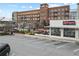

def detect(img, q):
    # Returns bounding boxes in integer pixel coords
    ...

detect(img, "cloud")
[64,3,73,5]
[33,7,40,10]
[8,4,17,7]
[21,5,33,9]
[29,6,32,8]
[0,9,2,13]
[21,6,26,9]
[34,7,40,9]
[49,4,63,8]
[0,9,4,17]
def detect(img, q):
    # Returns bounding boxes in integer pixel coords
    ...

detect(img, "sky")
[0,3,77,20]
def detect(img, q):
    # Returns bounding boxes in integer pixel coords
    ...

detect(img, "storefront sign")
[63,21,76,25]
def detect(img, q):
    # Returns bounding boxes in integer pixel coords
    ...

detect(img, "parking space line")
[10,53,15,56]
[54,42,63,45]
[56,43,70,49]
[73,48,79,53]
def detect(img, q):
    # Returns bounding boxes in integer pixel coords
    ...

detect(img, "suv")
[0,43,10,56]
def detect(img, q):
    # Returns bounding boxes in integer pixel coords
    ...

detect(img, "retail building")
[49,3,79,41]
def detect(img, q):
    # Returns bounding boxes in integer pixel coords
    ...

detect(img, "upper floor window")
[54,9,57,12]
[58,17,61,20]
[58,9,61,11]
[20,17,23,19]
[49,10,54,13]
[65,8,68,11]
[62,8,65,11]
[24,16,26,19]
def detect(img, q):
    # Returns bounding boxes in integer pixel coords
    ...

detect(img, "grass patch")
[0,33,9,36]
[16,29,35,35]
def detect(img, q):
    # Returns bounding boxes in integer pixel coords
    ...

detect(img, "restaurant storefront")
[49,20,79,40]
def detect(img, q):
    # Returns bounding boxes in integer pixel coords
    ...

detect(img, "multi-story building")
[12,10,40,30]
[49,3,79,42]
[12,3,70,30]
[69,10,77,20]
[49,5,70,20]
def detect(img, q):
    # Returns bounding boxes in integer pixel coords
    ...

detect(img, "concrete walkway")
[24,34,76,43]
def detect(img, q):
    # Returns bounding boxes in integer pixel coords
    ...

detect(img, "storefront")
[49,20,79,41]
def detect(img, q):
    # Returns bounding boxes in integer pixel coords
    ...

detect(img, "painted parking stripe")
[10,53,15,56]
[56,43,70,49]
[73,48,79,53]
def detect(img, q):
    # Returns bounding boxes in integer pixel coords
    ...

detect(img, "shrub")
[0,33,9,35]
[15,29,35,35]
[27,31,35,35]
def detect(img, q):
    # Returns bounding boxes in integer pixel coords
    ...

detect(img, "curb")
[25,34,75,43]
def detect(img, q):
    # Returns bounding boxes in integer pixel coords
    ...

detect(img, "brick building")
[12,3,70,31]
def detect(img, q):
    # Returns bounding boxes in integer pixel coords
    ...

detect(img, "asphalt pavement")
[0,33,79,56]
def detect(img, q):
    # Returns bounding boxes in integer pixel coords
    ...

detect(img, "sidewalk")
[25,34,76,43]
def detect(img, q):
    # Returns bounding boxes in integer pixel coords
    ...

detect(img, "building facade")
[69,10,77,20]
[49,3,79,41]
[12,3,70,30]
[49,20,79,41]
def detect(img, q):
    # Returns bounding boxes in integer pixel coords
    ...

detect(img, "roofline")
[49,5,70,10]
[13,5,70,13]
[16,9,40,13]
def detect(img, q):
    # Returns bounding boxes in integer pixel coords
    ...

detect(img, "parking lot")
[0,33,79,56]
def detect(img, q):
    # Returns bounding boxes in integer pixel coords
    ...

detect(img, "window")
[58,9,61,11]
[62,8,64,11]
[51,28,61,36]
[64,28,75,38]
[54,17,58,20]
[65,17,69,20]
[20,17,23,19]
[65,8,68,11]
[58,12,60,15]
[24,17,27,19]
[50,17,53,20]
[35,18,37,20]
[38,14,39,17]
[0,27,4,31]
[62,12,64,15]
[51,13,53,16]
[65,13,69,15]
[58,17,61,20]
[54,9,57,12]
[49,10,53,13]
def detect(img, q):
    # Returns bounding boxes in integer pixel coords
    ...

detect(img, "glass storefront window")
[51,28,61,36]
[64,28,75,38]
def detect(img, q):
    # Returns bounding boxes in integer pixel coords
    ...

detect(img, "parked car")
[0,21,14,35]
[0,43,10,56]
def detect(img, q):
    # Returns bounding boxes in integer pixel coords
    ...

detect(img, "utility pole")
[77,3,79,20]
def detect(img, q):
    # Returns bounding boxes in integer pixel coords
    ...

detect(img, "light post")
[77,3,79,20]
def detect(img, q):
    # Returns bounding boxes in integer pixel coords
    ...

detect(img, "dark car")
[0,43,10,56]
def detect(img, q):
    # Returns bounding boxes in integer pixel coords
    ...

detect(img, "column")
[77,3,79,19]
[49,27,51,36]
[60,28,64,38]
[75,30,79,39]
